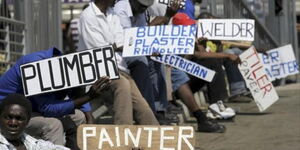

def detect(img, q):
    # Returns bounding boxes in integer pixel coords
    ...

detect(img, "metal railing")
[224,0,280,50]
[0,16,25,75]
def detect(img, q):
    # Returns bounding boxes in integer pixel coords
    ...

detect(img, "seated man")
[0,94,69,150]
[78,0,159,125]
[0,47,111,147]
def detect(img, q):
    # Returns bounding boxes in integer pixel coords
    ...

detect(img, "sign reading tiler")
[238,46,279,112]
[20,46,119,96]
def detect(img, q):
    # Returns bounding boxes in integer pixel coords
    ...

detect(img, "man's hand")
[228,54,241,64]
[165,0,182,18]
[87,76,111,99]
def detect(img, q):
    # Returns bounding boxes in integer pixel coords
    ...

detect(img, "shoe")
[166,103,183,114]
[228,93,253,103]
[155,112,179,125]
[198,120,226,133]
[206,109,222,120]
[208,101,235,120]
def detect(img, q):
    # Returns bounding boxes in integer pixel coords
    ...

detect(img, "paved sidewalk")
[194,83,300,150]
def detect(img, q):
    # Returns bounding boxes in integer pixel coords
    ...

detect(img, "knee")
[43,119,64,135]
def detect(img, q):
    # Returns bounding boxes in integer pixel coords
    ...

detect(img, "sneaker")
[206,109,222,120]
[198,120,226,133]
[166,103,183,114]
[228,93,253,103]
[208,101,235,120]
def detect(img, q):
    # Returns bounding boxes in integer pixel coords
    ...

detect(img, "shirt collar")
[0,132,27,147]
[90,2,105,16]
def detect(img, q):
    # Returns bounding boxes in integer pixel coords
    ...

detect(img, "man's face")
[0,104,29,141]
[130,0,148,14]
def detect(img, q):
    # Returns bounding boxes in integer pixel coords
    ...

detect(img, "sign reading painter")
[158,0,186,8]
[238,46,279,112]
[151,55,215,82]
[77,125,195,150]
[259,44,299,81]
[198,19,255,41]
[20,46,119,97]
[123,25,196,57]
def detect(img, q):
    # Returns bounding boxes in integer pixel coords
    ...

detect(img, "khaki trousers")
[109,72,159,125]
[26,109,86,145]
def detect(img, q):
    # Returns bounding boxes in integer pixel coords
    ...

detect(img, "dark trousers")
[188,58,228,104]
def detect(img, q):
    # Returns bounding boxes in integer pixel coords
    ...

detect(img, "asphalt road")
[195,83,300,150]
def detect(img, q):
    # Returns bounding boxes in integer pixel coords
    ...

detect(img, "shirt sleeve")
[114,1,132,29]
[30,94,75,117]
[80,102,92,112]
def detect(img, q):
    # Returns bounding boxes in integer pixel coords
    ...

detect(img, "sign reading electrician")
[20,46,119,97]
[198,19,255,41]
[123,25,196,57]
[238,46,278,112]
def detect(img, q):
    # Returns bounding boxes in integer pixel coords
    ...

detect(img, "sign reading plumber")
[20,46,119,96]
[238,46,279,112]
[197,19,255,41]
[123,25,196,57]
[259,44,299,81]
[77,125,195,150]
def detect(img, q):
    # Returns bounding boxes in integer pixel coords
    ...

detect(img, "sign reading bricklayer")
[77,125,195,150]
[20,46,119,96]
[238,46,279,112]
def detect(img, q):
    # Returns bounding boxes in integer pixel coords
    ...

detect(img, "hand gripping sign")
[259,44,299,81]
[20,46,119,97]
[238,46,279,112]
[198,19,255,41]
[151,55,215,82]
[77,125,195,150]
[123,25,196,57]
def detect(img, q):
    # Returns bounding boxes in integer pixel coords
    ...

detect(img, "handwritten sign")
[197,19,255,41]
[123,25,196,57]
[158,0,186,8]
[20,46,119,97]
[77,125,195,150]
[259,44,299,81]
[238,46,279,112]
[151,55,215,82]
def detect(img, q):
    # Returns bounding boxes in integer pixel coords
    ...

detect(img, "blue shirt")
[178,0,195,19]
[0,47,91,117]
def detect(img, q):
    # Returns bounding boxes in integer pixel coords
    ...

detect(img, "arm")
[84,111,95,124]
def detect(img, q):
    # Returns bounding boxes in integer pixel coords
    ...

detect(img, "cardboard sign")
[197,19,255,41]
[158,0,186,9]
[238,46,279,112]
[20,46,119,97]
[151,55,215,82]
[77,125,195,150]
[259,44,299,81]
[123,25,196,57]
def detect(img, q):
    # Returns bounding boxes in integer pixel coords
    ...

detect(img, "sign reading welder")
[238,46,279,112]
[20,46,119,97]
[158,0,186,8]
[77,125,195,150]
[259,44,299,81]
[198,19,255,41]
[151,55,215,82]
[123,25,196,57]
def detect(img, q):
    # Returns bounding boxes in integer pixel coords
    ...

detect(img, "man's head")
[130,0,154,14]
[94,0,116,8]
[0,94,32,141]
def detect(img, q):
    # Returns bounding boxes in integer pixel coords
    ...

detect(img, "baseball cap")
[137,0,154,7]
[172,13,196,25]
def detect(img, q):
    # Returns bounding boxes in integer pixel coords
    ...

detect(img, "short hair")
[0,94,32,119]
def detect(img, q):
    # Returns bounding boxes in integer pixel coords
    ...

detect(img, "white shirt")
[0,133,69,150]
[69,18,80,50]
[78,2,129,73]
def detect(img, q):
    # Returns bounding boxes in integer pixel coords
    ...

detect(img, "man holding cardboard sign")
[78,0,159,125]
[0,47,111,148]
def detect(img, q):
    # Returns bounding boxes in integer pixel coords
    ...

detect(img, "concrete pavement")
[194,83,300,150]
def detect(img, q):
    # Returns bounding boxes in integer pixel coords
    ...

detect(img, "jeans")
[223,48,248,96]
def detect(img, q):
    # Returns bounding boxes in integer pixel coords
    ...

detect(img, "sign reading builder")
[20,46,119,97]
[123,25,196,57]
[198,19,255,41]
[151,55,215,82]
[238,46,278,112]
[77,125,195,150]
[158,0,186,8]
